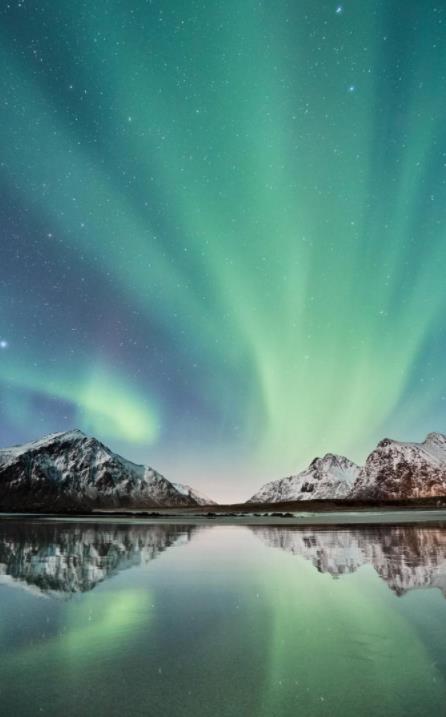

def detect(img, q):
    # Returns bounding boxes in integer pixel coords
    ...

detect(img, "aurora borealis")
[1,1,446,501]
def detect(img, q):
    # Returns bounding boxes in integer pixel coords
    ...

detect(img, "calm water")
[1,518,446,716]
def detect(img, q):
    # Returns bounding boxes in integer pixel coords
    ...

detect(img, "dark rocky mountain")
[351,432,446,500]
[0,430,201,511]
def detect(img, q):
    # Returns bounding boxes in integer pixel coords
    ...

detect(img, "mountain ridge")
[0,429,214,510]
[2,429,446,510]
[248,432,446,504]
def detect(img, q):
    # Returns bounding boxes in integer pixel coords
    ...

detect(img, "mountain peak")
[44,429,88,442]
[377,437,394,449]
[248,452,360,503]
[310,453,358,471]
[0,429,89,459]
[425,432,446,446]
[320,453,351,467]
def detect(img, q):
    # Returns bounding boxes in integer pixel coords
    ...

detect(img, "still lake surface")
[1,516,446,716]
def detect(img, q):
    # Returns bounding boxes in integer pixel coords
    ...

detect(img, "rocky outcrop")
[352,433,446,500]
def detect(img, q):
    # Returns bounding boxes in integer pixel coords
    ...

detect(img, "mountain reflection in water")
[0,521,195,596]
[251,523,446,596]
[1,520,446,598]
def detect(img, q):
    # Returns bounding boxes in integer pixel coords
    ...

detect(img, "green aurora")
[1,1,446,500]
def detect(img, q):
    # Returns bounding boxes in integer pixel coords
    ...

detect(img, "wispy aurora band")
[1,1,446,496]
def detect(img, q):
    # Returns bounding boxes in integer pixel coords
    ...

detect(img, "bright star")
[0,340,8,349]
[348,84,356,93]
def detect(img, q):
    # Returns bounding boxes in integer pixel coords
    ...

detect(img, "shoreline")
[1,506,446,527]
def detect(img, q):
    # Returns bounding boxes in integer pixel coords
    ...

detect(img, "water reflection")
[2,520,446,599]
[251,524,446,596]
[0,521,195,596]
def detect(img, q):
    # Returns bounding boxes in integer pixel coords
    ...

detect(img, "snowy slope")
[352,432,446,500]
[248,454,360,503]
[172,482,217,506]
[0,430,199,510]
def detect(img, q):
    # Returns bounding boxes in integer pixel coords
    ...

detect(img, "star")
[0,340,9,349]
[348,84,356,93]
[336,6,343,14]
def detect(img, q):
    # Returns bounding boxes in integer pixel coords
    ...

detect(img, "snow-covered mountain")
[172,483,217,506]
[248,454,360,503]
[0,430,201,510]
[251,525,446,597]
[352,432,446,500]
[248,432,446,504]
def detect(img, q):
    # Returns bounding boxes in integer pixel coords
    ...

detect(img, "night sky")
[1,1,446,501]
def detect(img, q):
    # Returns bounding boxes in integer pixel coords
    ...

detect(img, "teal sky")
[1,1,446,501]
